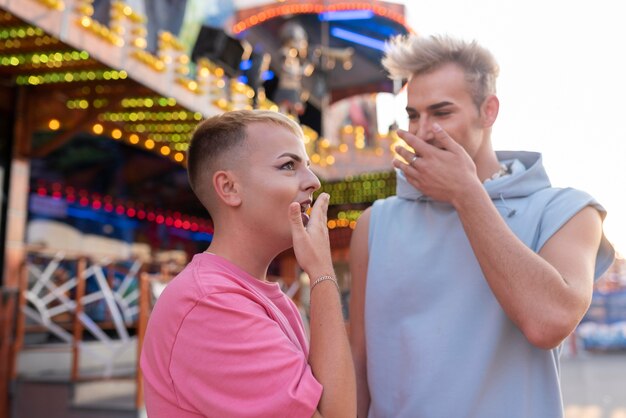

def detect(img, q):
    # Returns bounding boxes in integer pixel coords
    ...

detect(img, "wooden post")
[0,86,31,418]
[0,287,16,418]
[135,271,150,409]
[10,260,28,380]
[71,257,87,381]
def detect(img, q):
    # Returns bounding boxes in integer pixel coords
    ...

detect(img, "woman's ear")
[480,95,499,128]
[213,170,242,207]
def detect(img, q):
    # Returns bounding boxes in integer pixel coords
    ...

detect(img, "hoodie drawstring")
[496,193,517,218]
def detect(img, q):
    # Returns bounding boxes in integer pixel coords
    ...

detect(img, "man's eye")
[434,111,451,117]
[407,113,418,120]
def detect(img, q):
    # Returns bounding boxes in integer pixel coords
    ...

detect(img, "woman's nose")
[303,167,321,192]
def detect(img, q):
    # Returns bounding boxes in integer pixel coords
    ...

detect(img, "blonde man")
[350,34,614,418]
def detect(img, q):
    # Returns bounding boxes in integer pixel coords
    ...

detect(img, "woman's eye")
[281,161,295,170]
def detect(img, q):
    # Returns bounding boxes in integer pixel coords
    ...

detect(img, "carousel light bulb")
[48,119,60,130]
[111,129,122,139]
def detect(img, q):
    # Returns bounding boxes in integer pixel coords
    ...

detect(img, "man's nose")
[415,118,434,140]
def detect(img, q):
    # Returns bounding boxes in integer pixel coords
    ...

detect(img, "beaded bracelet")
[310,275,340,293]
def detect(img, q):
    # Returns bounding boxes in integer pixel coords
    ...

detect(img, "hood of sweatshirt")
[396,151,552,202]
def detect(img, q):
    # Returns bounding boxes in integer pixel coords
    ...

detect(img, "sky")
[385,0,626,256]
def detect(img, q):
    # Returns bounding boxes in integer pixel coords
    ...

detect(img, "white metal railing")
[22,251,143,379]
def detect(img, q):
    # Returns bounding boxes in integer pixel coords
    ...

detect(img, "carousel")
[0,1,411,416]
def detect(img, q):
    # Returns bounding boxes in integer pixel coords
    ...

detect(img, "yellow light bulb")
[48,119,60,130]
[111,129,122,139]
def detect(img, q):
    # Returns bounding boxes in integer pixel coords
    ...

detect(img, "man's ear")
[213,170,242,207]
[480,95,499,128]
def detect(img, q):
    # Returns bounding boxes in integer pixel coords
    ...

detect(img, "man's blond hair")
[382,34,500,108]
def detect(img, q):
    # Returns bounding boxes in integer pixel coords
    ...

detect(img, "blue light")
[66,206,139,229]
[239,59,252,71]
[168,226,213,242]
[261,70,275,81]
[319,10,374,21]
[238,75,248,84]
[330,27,386,51]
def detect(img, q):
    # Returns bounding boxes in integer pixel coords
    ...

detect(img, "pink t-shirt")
[140,253,322,418]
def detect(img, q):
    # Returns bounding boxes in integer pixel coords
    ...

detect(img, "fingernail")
[433,123,442,132]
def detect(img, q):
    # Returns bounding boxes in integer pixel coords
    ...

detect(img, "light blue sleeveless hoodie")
[366,151,614,418]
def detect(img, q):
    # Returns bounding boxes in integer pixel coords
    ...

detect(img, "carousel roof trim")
[232,0,412,35]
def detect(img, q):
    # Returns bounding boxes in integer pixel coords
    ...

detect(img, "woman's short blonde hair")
[187,110,303,211]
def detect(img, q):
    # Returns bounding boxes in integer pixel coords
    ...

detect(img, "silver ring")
[410,154,419,164]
